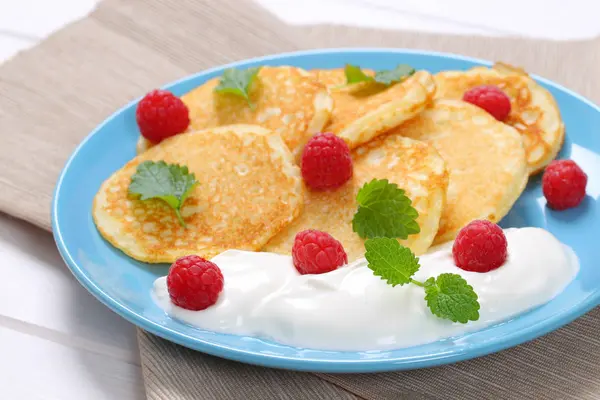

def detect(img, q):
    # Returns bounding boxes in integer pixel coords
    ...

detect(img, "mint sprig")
[344,64,416,87]
[352,179,420,239]
[365,237,480,324]
[128,160,198,227]
[359,179,480,324]
[214,67,261,109]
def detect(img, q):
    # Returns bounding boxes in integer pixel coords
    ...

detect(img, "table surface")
[1,1,599,398]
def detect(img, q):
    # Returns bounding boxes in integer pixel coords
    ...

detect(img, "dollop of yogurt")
[153,227,579,351]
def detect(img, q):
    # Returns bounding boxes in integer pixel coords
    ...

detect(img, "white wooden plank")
[364,0,600,39]
[0,35,34,63]
[0,326,144,400]
[255,0,600,39]
[0,0,97,39]
[254,0,493,35]
[0,214,140,365]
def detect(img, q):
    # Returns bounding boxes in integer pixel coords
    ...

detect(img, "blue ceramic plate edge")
[51,48,600,373]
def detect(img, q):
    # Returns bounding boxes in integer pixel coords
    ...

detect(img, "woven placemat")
[1,0,599,398]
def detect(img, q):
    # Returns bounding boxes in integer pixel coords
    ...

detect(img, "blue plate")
[52,49,600,373]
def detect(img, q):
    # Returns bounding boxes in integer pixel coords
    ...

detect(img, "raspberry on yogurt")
[292,229,348,274]
[167,255,224,310]
[452,220,508,273]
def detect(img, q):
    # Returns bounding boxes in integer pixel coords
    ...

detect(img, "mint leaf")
[128,160,198,227]
[365,237,420,286]
[344,64,374,84]
[373,64,415,85]
[352,179,420,239]
[214,67,261,109]
[424,273,480,323]
[344,64,415,87]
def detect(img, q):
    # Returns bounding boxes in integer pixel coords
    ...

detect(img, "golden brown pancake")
[311,69,436,149]
[264,134,448,260]
[138,66,332,158]
[434,62,564,174]
[95,124,303,263]
[389,99,528,245]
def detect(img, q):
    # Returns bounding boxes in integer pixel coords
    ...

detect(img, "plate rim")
[52,47,600,373]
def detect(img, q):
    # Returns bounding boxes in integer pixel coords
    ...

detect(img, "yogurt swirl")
[153,227,578,351]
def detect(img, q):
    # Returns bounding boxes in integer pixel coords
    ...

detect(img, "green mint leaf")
[128,160,198,227]
[344,64,415,87]
[352,178,420,239]
[373,64,416,85]
[214,67,261,109]
[364,237,420,286]
[424,273,480,323]
[344,64,375,84]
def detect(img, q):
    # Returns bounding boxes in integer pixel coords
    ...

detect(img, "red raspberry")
[542,160,587,210]
[136,89,190,143]
[452,220,508,273]
[167,255,224,311]
[463,85,511,121]
[301,133,353,191]
[292,229,348,275]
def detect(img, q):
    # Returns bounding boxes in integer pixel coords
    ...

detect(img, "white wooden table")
[1,1,598,398]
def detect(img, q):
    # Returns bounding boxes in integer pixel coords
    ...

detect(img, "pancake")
[434,62,564,174]
[264,134,448,261]
[94,124,304,263]
[138,66,333,158]
[311,69,436,149]
[389,99,528,245]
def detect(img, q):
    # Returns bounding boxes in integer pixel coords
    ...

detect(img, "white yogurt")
[153,227,579,351]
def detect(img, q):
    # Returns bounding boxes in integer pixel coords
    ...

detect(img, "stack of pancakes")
[94,63,564,263]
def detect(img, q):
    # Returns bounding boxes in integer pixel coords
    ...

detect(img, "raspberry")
[463,85,511,121]
[542,160,587,210]
[301,133,353,191]
[136,89,190,143]
[452,220,508,273]
[292,230,348,275]
[166,255,224,311]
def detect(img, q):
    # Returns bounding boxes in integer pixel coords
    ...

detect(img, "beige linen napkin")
[1,0,599,398]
